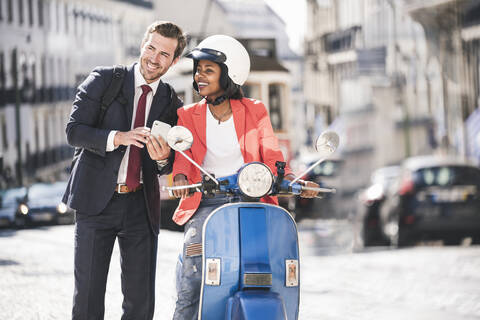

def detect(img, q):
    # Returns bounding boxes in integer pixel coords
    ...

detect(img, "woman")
[171,35,318,319]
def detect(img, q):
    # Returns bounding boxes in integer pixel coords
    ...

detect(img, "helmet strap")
[206,95,228,106]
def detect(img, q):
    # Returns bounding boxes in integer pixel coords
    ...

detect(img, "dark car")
[292,157,342,221]
[13,181,74,228]
[379,155,480,247]
[354,165,400,247]
[0,187,27,227]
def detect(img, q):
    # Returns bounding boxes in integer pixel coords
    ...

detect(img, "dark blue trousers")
[72,190,158,320]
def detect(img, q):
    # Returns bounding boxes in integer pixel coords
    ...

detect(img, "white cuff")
[156,159,169,170]
[106,130,118,152]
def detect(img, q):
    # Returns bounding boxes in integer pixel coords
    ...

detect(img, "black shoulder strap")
[165,82,174,106]
[96,64,127,127]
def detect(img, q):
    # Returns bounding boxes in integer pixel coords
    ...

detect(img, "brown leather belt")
[115,184,143,194]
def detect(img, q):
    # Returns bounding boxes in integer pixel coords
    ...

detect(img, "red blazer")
[172,97,291,225]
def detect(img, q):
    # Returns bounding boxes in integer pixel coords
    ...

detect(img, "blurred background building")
[0,0,156,188]
[304,0,480,216]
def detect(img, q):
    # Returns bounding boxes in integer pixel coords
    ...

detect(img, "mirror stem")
[176,149,219,185]
[289,158,325,186]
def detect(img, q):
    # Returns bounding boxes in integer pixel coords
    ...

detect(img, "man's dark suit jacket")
[62,63,182,235]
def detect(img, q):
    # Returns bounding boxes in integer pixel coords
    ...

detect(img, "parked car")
[0,187,27,227]
[354,165,400,247]
[379,155,480,247]
[0,181,74,228]
[291,156,342,221]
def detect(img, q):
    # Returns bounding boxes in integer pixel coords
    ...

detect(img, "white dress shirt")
[106,63,161,184]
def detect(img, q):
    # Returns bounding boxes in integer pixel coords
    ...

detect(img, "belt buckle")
[117,183,128,194]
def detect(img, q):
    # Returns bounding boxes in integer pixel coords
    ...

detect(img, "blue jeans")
[173,194,240,320]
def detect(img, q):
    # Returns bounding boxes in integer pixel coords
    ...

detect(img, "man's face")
[139,32,179,84]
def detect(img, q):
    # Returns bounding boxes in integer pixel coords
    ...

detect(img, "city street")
[1,222,480,319]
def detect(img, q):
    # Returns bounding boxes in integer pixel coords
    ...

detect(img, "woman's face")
[194,60,224,100]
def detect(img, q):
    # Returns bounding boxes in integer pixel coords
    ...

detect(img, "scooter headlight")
[237,162,273,198]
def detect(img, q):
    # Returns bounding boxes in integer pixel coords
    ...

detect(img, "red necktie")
[126,84,152,190]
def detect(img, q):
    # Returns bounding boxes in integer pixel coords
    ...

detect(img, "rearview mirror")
[167,126,194,152]
[289,130,340,186]
[166,125,219,185]
[315,131,339,156]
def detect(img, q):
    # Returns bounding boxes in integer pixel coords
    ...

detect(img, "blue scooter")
[164,127,339,320]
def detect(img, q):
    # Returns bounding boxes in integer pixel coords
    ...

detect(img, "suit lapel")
[123,64,136,129]
[231,99,246,158]
[146,81,169,127]
[192,100,207,147]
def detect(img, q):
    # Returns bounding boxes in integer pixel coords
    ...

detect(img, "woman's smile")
[197,81,209,90]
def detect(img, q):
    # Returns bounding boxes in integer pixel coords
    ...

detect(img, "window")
[44,0,49,30]
[7,0,12,23]
[38,0,43,26]
[44,115,50,149]
[55,1,59,32]
[0,52,5,106]
[34,114,39,152]
[243,83,261,101]
[27,0,33,26]
[18,0,24,25]
[64,3,68,33]
[1,115,8,150]
[40,54,46,101]
[268,84,284,131]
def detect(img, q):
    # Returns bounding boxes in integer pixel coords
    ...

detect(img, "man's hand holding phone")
[146,120,172,161]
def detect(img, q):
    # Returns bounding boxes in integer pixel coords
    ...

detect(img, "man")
[63,21,186,319]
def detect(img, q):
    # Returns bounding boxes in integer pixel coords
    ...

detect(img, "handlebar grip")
[162,184,202,198]
[301,186,336,193]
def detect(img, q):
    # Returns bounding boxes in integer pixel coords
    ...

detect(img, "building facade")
[304,0,435,215]
[0,0,155,187]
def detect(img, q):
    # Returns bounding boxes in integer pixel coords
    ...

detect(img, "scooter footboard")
[226,291,287,320]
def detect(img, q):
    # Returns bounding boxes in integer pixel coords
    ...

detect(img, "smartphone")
[150,120,171,141]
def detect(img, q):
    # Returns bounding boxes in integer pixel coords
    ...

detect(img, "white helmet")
[186,35,250,86]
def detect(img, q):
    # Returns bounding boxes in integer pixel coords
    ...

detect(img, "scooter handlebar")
[278,180,336,196]
[162,177,337,198]
[162,184,202,197]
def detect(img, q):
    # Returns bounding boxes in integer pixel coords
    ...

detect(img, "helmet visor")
[185,48,227,63]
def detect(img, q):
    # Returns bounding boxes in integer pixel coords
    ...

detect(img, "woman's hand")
[173,174,190,199]
[299,180,320,198]
[284,174,319,198]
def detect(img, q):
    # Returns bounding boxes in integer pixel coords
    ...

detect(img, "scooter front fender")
[226,291,287,320]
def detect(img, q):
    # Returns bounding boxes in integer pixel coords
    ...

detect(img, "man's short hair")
[142,21,187,60]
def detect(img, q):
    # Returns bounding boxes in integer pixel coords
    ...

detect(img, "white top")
[106,63,161,184]
[202,107,244,178]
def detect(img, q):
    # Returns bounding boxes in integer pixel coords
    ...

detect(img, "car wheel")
[391,225,411,248]
[362,223,373,247]
[14,216,26,229]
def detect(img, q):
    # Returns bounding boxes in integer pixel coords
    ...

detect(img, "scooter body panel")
[199,203,299,320]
